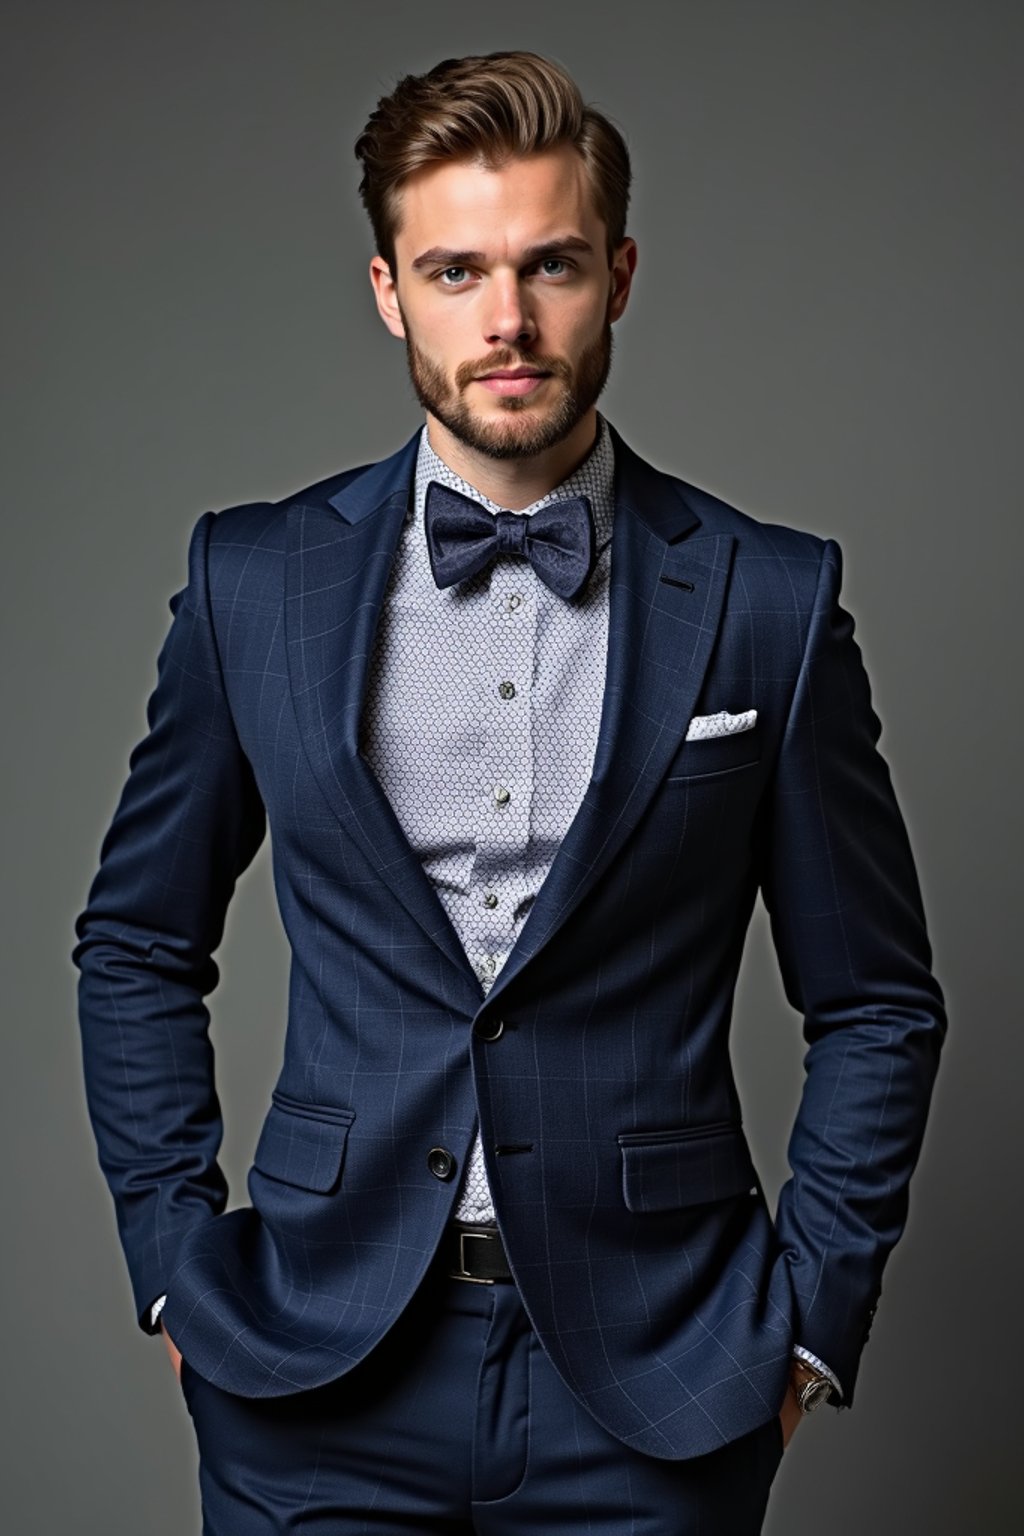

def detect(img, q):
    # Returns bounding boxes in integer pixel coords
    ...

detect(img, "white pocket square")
[685,709,758,742]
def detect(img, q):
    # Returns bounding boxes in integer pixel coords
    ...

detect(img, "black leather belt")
[444,1222,514,1283]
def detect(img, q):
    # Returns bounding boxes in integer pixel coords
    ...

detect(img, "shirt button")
[482,892,498,909]
[427,1147,455,1180]
[506,594,522,612]
[479,955,497,977]
[494,785,511,806]
[498,681,516,700]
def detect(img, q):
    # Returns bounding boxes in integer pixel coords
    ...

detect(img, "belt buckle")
[450,1227,496,1285]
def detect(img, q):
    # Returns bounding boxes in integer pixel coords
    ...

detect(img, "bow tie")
[424,481,596,601]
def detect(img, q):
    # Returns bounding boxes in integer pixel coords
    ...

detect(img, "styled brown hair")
[354,51,631,274]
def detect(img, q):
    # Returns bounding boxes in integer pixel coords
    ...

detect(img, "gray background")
[3,1,1021,1530]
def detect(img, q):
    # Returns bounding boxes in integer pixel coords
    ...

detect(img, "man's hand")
[160,1319,183,1384]
[779,1380,802,1450]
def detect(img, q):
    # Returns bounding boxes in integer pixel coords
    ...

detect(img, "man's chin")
[439,402,582,462]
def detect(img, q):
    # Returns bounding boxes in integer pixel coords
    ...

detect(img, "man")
[74,50,946,1534]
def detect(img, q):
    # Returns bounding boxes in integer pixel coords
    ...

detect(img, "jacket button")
[427,1147,455,1180]
[474,1016,505,1041]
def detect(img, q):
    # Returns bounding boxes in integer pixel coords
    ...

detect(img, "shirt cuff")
[150,1294,168,1328]
[792,1343,844,1400]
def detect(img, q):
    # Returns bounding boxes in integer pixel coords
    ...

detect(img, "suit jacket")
[74,424,945,1460]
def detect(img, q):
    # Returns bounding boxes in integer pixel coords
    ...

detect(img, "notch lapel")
[284,426,735,1015]
[285,434,483,1000]
[483,432,736,1007]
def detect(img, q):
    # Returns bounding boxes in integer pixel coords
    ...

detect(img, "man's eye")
[439,267,470,286]
[540,258,568,276]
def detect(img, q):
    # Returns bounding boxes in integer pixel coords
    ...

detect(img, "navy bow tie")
[424,481,596,601]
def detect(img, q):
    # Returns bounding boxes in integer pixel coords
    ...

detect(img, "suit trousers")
[179,1248,785,1534]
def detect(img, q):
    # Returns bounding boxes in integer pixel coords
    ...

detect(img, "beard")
[400,315,614,461]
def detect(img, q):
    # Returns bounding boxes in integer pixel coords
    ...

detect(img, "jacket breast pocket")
[617,1122,757,1214]
[663,730,761,782]
[251,1091,356,1193]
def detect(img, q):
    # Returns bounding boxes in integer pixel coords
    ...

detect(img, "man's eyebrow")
[522,236,594,263]
[409,236,595,272]
[410,247,487,272]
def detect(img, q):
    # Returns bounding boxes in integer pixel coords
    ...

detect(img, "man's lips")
[475,367,552,397]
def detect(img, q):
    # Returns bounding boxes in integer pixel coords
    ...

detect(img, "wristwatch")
[790,1358,834,1414]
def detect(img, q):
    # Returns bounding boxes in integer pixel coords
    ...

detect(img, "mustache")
[455,350,572,389]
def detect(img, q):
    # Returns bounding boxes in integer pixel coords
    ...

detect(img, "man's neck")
[424,410,600,510]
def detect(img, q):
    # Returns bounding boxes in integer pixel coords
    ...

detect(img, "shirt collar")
[413,414,616,553]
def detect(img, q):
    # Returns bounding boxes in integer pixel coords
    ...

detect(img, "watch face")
[799,1377,832,1414]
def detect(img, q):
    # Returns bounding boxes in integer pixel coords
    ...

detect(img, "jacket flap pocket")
[617,1123,756,1214]
[252,1095,356,1193]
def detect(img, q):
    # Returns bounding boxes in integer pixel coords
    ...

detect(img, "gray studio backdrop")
[3,2,1021,1531]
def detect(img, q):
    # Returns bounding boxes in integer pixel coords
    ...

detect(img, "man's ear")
[369,255,406,339]
[608,237,638,324]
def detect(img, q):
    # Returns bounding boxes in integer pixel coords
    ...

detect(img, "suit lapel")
[483,432,735,1007]
[285,425,734,1011]
[285,434,484,1000]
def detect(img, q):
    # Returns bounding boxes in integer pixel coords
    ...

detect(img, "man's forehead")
[393,148,604,256]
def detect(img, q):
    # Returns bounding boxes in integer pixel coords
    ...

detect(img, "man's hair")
[354,51,631,274]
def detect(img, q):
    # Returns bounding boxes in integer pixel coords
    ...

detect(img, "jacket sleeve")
[758,537,946,1404]
[73,510,266,1331]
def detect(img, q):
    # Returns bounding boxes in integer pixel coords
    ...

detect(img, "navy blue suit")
[74,426,945,1466]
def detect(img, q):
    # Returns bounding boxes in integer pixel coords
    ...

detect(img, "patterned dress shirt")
[360,416,616,1224]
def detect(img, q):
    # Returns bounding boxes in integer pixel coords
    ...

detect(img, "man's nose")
[483,275,537,348]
